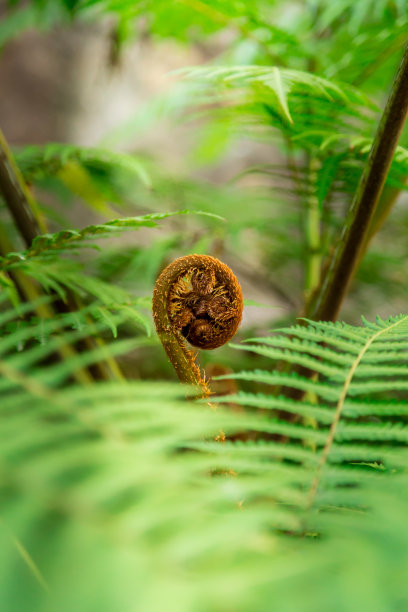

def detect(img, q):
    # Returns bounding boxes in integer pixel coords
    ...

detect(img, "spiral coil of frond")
[153,255,243,395]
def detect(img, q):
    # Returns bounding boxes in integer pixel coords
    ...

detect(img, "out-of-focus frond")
[1,311,408,611]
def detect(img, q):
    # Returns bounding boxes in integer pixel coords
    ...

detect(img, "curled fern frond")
[153,254,243,395]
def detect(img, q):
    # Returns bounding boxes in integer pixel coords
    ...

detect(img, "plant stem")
[153,255,243,397]
[307,43,408,322]
[0,130,46,246]
[304,157,321,300]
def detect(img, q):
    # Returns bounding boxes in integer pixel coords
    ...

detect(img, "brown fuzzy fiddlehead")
[153,255,243,396]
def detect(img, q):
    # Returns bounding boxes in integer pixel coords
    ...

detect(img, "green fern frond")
[316,0,407,34]
[181,65,370,105]
[1,301,408,610]
[0,210,221,333]
[219,314,408,505]
[180,65,375,149]
[2,4,408,611]
[0,210,223,269]
[14,143,151,187]
[0,313,306,609]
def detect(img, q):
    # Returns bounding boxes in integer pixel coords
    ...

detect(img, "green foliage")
[1,2,408,611]
[224,315,408,455]
[0,210,222,267]
[0,210,220,332]
[180,64,373,125]
[15,143,151,188]
[12,143,152,218]
[3,0,408,317]
[1,303,408,610]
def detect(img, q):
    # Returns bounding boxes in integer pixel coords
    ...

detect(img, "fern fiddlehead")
[153,255,243,396]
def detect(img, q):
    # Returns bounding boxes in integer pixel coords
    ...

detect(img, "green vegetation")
[1,1,408,610]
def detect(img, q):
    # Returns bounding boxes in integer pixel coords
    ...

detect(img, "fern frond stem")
[307,315,408,510]
[307,43,408,322]
[0,518,49,592]
[0,208,99,384]
[153,255,243,398]
[0,129,46,246]
[12,532,49,591]
[304,157,321,299]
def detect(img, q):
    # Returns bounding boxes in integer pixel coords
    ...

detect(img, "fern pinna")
[215,314,408,516]
[2,306,408,611]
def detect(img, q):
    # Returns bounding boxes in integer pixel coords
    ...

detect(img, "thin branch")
[307,43,408,322]
[0,129,46,246]
[303,156,321,300]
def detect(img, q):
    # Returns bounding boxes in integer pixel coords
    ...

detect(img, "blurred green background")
[1,3,408,612]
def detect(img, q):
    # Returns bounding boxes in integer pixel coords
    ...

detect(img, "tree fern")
[1,309,408,610]
[1,4,408,610]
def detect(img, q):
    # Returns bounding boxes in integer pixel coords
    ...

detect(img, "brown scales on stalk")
[153,255,243,397]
